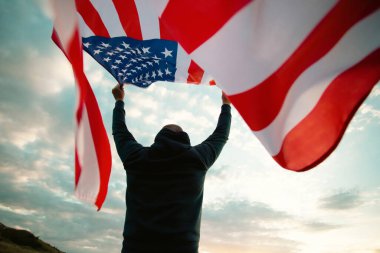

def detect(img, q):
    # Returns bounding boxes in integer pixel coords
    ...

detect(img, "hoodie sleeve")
[112,100,143,164]
[194,104,231,168]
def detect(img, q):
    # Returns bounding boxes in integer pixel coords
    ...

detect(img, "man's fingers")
[113,83,123,90]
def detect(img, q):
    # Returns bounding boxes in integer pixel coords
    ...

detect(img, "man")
[112,84,231,253]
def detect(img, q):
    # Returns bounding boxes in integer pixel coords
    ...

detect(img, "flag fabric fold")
[51,0,380,208]
[51,0,111,210]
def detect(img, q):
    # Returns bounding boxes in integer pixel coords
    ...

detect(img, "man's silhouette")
[112,84,231,253]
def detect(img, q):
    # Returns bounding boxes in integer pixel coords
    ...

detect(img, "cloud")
[347,83,380,133]
[33,0,53,19]
[204,200,291,222]
[360,104,380,122]
[0,204,37,216]
[303,221,340,232]
[201,200,299,253]
[369,83,380,97]
[319,189,363,210]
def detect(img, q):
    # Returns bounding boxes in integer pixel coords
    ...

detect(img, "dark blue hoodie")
[112,100,231,253]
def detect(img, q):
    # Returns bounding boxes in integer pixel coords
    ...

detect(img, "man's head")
[163,124,183,133]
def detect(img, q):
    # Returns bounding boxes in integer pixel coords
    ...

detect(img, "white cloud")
[369,82,380,97]
[360,104,380,121]
[6,126,42,149]
[348,100,380,133]
[162,109,213,134]
[0,203,37,216]
[34,0,53,19]
[143,113,158,125]
[319,189,363,210]
[127,108,143,118]
[26,48,74,95]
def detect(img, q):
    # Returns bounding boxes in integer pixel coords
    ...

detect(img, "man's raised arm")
[112,84,143,164]
[195,93,232,168]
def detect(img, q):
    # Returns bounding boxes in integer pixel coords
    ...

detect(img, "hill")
[0,222,64,253]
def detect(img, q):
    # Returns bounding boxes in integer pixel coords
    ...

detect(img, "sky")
[0,1,380,253]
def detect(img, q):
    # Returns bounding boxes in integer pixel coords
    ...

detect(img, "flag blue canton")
[82,37,178,87]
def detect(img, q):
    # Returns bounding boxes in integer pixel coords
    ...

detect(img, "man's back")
[123,129,207,252]
[111,84,231,253]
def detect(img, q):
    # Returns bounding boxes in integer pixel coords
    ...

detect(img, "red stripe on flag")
[65,26,112,210]
[75,71,112,210]
[53,1,112,210]
[274,48,380,172]
[74,148,81,186]
[229,0,380,131]
[187,60,204,84]
[160,0,251,53]
[75,0,110,37]
[52,29,85,122]
[52,29,66,57]
[112,0,143,40]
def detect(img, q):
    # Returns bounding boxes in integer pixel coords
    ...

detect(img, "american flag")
[82,37,178,87]
[51,0,380,209]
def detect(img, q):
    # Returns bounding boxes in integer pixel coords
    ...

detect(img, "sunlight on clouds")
[7,126,42,149]
[147,83,191,101]
[1,164,47,185]
[319,189,363,210]
[360,104,380,121]
[143,113,158,125]
[101,207,124,216]
[38,181,73,201]
[162,109,213,132]
[348,103,380,133]
[84,54,116,89]
[109,188,125,203]
[34,0,53,19]
[370,82,380,97]
[128,92,159,110]
[199,94,220,118]
[282,187,380,253]
[347,83,380,133]
[205,162,326,218]
[127,107,143,118]
[26,48,74,95]
[0,203,37,216]
[284,223,380,253]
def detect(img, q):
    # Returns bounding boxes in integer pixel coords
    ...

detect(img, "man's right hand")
[222,92,231,105]
[112,84,125,101]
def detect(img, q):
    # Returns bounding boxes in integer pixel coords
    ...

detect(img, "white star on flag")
[161,48,173,58]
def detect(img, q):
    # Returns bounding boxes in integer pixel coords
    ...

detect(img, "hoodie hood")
[150,128,191,157]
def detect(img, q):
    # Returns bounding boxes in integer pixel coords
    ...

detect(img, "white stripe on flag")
[151,0,169,18]
[51,0,77,53]
[174,44,192,82]
[190,0,336,95]
[89,0,126,37]
[199,73,214,86]
[75,104,100,202]
[77,13,94,38]
[134,0,162,39]
[255,10,380,156]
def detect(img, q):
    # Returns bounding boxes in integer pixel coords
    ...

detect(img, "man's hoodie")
[112,100,231,253]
